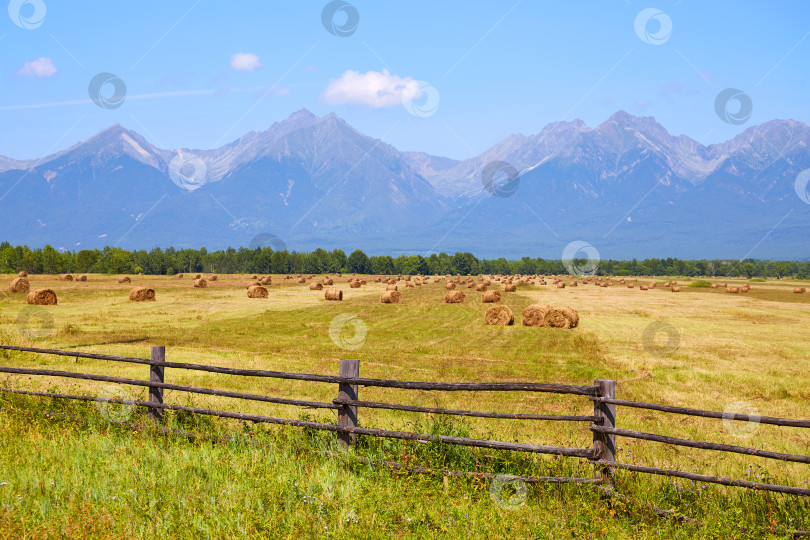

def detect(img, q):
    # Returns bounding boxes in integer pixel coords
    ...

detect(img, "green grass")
[688,280,712,288]
[2,393,809,539]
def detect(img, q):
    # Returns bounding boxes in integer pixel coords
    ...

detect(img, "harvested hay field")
[1,273,810,538]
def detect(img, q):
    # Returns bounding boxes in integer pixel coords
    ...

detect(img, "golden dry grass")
[1,273,809,490]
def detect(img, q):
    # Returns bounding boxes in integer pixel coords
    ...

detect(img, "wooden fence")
[0,344,808,498]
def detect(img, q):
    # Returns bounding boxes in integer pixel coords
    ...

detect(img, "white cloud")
[230,53,262,72]
[323,69,422,108]
[17,57,57,78]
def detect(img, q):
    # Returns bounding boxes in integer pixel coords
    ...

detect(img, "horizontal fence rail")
[2,343,809,506]
[0,345,598,394]
[332,398,598,422]
[0,366,339,410]
[590,396,810,429]
[591,425,810,464]
[599,461,810,497]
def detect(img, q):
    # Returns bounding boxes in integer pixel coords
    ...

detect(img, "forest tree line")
[0,242,807,278]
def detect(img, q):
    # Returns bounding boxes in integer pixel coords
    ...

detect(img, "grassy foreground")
[1,273,810,537]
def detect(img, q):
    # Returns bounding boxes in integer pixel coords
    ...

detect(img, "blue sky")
[1,1,809,160]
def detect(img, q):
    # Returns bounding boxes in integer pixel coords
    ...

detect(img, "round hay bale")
[77,275,87,282]
[504,284,517,292]
[710,283,718,289]
[193,278,208,288]
[176,273,184,279]
[671,286,680,292]
[259,276,272,285]
[251,275,258,279]
[380,290,402,303]
[9,277,30,293]
[18,271,28,277]
[349,281,362,288]
[298,277,306,283]
[210,275,218,282]
[445,282,456,290]
[740,285,750,293]
[193,274,201,280]
[247,285,268,299]
[27,289,57,305]
[406,282,414,288]
[474,283,487,292]
[556,283,565,289]
[128,287,154,302]
[639,285,648,291]
[386,284,398,291]
[793,287,806,293]
[323,278,334,286]
[542,306,579,329]
[59,274,74,282]
[310,282,323,291]
[444,291,465,303]
[484,305,514,325]
[118,276,131,284]
[360,280,367,285]
[481,290,501,303]
[726,286,740,293]
[522,303,551,326]
[627,283,634,288]
[324,288,343,301]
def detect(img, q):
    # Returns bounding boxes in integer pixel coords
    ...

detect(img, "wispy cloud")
[17,57,57,78]
[230,53,262,72]
[323,69,422,108]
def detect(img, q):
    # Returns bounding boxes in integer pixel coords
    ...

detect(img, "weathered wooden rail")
[1,344,809,498]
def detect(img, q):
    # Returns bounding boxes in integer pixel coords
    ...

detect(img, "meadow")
[1,272,809,538]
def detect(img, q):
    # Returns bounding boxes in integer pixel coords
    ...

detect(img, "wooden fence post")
[337,359,360,448]
[148,346,165,422]
[593,379,616,482]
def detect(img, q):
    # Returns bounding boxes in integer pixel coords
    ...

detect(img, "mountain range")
[1,108,809,259]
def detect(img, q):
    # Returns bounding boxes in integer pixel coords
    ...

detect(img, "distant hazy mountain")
[1,109,808,259]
